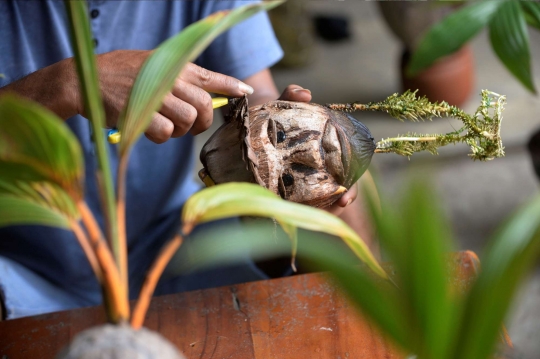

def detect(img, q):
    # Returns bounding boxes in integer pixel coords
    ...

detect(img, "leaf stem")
[64,1,120,271]
[131,234,183,329]
[77,201,129,322]
[116,154,129,291]
[69,220,103,283]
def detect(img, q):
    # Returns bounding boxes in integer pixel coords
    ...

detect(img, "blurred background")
[194,1,540,357]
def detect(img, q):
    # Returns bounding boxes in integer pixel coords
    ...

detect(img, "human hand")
[325,183,358,216]
[80,50,254,143]
[277,84,312,103]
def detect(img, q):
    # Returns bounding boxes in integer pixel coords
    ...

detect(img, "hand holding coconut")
[0,50,254,144]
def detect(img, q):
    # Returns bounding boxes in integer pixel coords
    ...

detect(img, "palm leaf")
[64,0,118,251]
[453,194,540,359]
[0,195,70,229]
[0,177,79,226]
[364,180,457,359]
[489,0,536,93]
[0,95,83,199]
[118,0,285,155]
[181,182,386,279]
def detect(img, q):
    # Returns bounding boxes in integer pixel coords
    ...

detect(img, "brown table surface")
[0,271,403,359]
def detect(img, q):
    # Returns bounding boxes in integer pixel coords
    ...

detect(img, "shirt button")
[90,9,100,19]
[93,38,99,48]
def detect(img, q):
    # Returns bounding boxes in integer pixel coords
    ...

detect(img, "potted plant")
[380,1,540,106]
[409,0,540,93]
[0,1,391,357]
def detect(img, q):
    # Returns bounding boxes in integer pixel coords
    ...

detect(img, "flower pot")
[400,44,475,107]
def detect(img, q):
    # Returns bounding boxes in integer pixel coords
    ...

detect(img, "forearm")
[0,58,79,120]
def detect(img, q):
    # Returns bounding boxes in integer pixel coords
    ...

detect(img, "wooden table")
[0,271,402,359]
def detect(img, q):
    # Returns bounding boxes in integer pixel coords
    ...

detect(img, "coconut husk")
[200,97,375,208]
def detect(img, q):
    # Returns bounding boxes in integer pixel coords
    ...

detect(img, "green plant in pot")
[0,1,392,357]
[408,0,540,96]
[380,1,540,106]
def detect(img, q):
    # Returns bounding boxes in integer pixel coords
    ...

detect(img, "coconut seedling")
[0,1,388,358]
[200,89,505,207]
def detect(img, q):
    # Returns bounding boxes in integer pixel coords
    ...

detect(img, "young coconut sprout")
[1,1,386,358]
[199,90,505,207]
[0,1,312,359]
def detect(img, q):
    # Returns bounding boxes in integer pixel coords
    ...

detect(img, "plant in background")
[408,0,540,93]
[0,1,388,357]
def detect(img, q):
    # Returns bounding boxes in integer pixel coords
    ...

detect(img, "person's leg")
[0,256,99,319]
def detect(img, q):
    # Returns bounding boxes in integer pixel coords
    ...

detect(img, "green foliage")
[409,0,538,93]
[0,95,84,199]
[0,196,71,229]
[181,182,386,278]
[65,1,119,255]
[489,1,535,93]
[407,1,503,77]
[0,178,80,228]
[522,1,540,30]
[454,195,540,359]
[0,95,82,229]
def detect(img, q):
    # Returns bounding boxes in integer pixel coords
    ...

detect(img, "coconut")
[200,96,376,208]
[56,324,185,359]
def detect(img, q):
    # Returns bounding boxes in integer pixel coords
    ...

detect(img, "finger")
[144,112,175,144]
[335,184,358,208]
[278,84,312,103]
[159,93,198,137]
[180,63,253,97]
[169,82,214,136]
[323,202,346,217]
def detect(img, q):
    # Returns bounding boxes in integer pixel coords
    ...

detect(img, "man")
[0,1,359,320]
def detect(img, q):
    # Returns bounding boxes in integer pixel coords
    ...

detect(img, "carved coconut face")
[200,99,376,208]
[249,102,351,207]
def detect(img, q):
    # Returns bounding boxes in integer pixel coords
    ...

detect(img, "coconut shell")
[200,97,375,208]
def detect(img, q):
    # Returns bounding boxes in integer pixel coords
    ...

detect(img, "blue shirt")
[0,0,282,319]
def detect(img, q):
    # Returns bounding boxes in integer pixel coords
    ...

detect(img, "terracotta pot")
[400,44,475,107]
